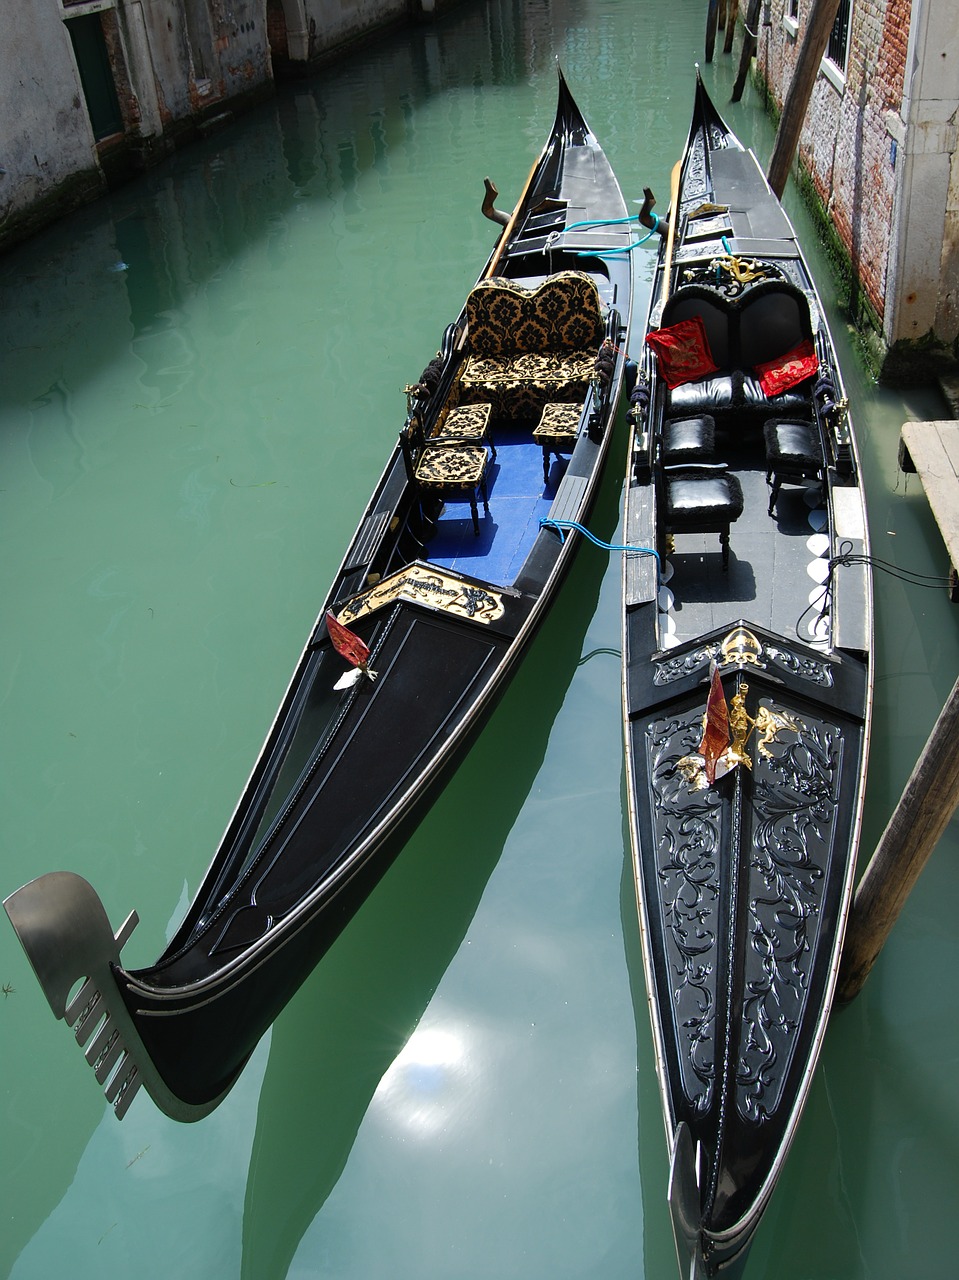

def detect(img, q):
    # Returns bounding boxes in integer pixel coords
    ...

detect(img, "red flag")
[326,611,372,672]
[698,665,729,785]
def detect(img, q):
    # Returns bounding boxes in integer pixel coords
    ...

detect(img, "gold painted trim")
[337,564,505,626]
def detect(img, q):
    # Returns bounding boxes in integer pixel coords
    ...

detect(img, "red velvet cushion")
[645,317,719,389]
[754,339,818,397]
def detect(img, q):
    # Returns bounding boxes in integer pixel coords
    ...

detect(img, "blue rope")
[539,517,661,576]
[561,212,660,256]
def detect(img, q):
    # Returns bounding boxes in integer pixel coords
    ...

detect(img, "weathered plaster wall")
[301,0,410,60]
[0,2,103,239]
[758,0,906,327]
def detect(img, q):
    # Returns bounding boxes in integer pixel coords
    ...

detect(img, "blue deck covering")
[425,433,561,588]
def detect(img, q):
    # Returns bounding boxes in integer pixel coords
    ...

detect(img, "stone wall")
[0,0,435,255]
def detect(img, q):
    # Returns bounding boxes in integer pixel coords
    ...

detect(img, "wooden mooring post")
[838,671,959,1002]
[838,420,959,1001]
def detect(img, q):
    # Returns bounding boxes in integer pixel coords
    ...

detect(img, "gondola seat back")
[460,271,605,418]
[657,279,816,425]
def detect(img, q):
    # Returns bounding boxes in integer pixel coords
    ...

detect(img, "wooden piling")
[723,0,740,55]
[731,0,761,102]
[838,418,959,1001]
[767,0,843,196]
[837,672,959,1002]
[705,0,719,62]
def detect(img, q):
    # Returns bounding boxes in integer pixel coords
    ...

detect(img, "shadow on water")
[239,412,628,1277]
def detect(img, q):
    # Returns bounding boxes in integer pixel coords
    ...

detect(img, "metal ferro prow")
[3,871,225,1122]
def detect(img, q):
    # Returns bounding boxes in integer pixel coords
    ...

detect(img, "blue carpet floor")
[426,432,565,588]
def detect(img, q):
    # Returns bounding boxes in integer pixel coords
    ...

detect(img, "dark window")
[66,13,123,140]
[826,0,852,73]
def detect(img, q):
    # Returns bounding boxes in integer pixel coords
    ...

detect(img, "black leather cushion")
[665,470,744,525]
[662,415,716,463]
[763,419,823,471]
[741,374,810,410]
[666,374,737,413]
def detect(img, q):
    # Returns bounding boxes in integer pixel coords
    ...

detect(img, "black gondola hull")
[6,70,634,1122]
[622,74,872,1277]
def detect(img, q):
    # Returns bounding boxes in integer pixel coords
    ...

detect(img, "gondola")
[621,74,872,1277]
[4,70,633,1122]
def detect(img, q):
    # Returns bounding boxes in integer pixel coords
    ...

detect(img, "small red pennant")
[698,665,730,785]
[326,611,372,671]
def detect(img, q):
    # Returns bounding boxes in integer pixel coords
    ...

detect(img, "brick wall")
[758,0,910,327]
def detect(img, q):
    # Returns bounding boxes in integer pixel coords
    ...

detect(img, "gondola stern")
[3,871,230,1123]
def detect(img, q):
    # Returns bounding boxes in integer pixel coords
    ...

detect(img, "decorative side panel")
[646,710,724,1114]
[735,703,843,1123]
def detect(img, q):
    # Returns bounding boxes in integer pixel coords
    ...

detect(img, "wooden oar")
[658,160,682,310]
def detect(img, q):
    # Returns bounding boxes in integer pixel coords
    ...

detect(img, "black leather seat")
[662,465,744,571]
[661,414,716,464]
[763,419,824,515]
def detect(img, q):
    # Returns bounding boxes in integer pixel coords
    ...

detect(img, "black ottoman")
[763,419,824,515]
[663,466,744,571]
[661,414,716,464]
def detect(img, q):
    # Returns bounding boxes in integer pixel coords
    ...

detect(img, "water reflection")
[238,455,620,1277]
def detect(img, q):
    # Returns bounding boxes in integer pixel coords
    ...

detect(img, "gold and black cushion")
[414,444,490,536]
[466,271,604,357]
[533,402,582,485]
[430,402,495,458]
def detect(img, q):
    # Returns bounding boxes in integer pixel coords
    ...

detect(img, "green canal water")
[1,1,956,1275]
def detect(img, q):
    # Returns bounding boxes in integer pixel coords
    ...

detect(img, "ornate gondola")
[622,73,872,1277]
[5,70,633,1122]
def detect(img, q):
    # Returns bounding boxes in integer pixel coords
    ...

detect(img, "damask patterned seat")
[429,401,496,460]
[399,416,491,537]
[533,402,582,485]
[414,443,490,536]
[460,271,605,418]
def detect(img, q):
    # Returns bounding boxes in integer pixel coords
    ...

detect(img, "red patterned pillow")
[645,317,719,389]
[754,339,818,397]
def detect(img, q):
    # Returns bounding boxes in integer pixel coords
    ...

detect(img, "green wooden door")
[67,14,123,140]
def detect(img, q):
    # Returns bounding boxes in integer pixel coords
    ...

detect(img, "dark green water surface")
[2,2,956,1275]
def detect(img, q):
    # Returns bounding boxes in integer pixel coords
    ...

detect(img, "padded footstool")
[763,419,824,515]
[661,414,716,464]
[415,444,490,536]
[432,402,496,460]
[533,402,582,485]
[663,466,744,571]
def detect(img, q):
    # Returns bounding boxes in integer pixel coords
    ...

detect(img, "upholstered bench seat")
[461,271,605,419]
[460,350,597,419]
[666,373,810,418]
